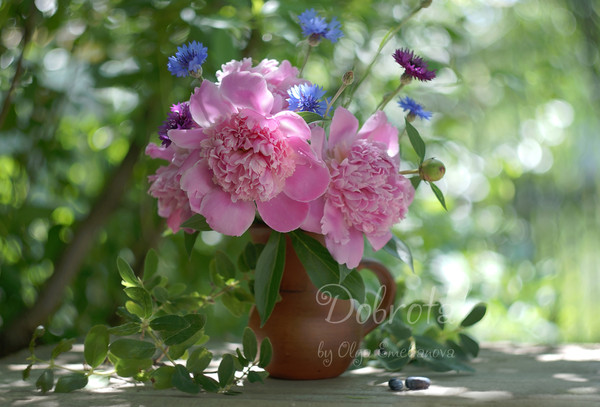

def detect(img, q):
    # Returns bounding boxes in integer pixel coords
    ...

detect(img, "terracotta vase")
[248,226,397,380]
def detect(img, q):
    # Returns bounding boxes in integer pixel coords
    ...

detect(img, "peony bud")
[342,71,354,85]
[419,158,446,182]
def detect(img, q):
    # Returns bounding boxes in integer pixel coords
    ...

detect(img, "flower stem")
[375,83,405,111]
[299,45,312,77]
[325,83,348,117]
[349,2,426,101]
[399,169,419,175]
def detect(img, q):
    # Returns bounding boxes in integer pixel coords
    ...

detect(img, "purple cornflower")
[398,97,432,120]
[298,9,343,44]
[393,48,436,82]
[157,102,197,146]
[167,41,208,78]
[287,84,329,116]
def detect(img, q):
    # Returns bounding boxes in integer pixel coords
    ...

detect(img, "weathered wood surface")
[1,343,599,406]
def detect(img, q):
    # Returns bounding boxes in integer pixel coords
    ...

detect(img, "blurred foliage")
[1,0,599,351]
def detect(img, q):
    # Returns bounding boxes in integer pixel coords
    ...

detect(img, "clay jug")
[248,225,397,380]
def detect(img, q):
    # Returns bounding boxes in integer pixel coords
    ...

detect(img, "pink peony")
[217,58,309,114]
[303,107,414,268]
[170,70,330,236]
[146,143,196,233]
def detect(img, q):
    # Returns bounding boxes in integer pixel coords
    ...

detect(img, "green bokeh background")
[1,0,599,351]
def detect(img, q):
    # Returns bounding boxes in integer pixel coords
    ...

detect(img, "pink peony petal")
[300,198,325,234]
[366,231,392,251]
[321,200,349,244]
[357,111,399,157]
[256,193,309,233]
[309,126,326,160]
[189,81,236,127]
[180,161,215,212]
[329,106,359,153]
[220,71,274,116]
[145,143,174,161]
[200,189,256,236]
[273,111,311,140]
[283,137,330,202]
[325,227,364,269]
[168,128,207,150]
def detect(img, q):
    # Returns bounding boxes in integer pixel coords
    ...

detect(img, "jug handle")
[357,259,397,335]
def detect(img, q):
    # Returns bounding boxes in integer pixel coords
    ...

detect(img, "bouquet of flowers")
[24,2,486,396]
[147,8,445,277]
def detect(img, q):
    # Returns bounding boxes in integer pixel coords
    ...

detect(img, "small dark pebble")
[405,376,431,390]
[388,378,404,391]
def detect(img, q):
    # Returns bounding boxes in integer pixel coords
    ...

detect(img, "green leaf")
[125,301,146,319]
[187,347,213,375]
[115,306,141,323]
[51,338,75,360]
[378,339,411,371]
[297,111,326,124]
[29,325,45,353]
[258,337,273,368]
[22,364,32,380]
[149,314,189,333]
[410,176,421,190]
[247,370,268,383]
[254,231,286,326]
[215,250,236,280]
[290,231,365,302]
[108,322,140,336]
[431,302,445,330]
[218,354,235,388]
[460,303,487,327]
[151,366,175,390]
[386,321,412,341]
[221,291,246,317]
[238,242,259,272]
[84,325,109,368]
[383,235,414,273]
[180,214,212,231]
[35,369,54,393]
[195,374,220,393]
[236,348,249,367]
[124,287,153,318]
[429,182,448,211]
[117,257,140,287]
[405,119,426,163]
[143,249,159,281]
[242,327,258,362]
[184,231,199,258]
[109,339,156,359]
[152,286,169,303]
[173,364,200,394]
[459,333,480,357]
[54,373,88,393]
[163,314,206,346]
[114,358,153,377]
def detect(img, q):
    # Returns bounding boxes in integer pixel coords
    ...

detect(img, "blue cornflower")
[287,84,329,116]
[167,41,208,78]
[158,102,197,146]
[398,97,432,120]
[298,9,343,44]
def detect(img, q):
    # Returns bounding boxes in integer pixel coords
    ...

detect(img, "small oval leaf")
[218,354,235,388]
[460,303,487,327]
[109,339,156,360]
[54,373,88,393]
[258,337,273,369]
[84,325,109,368]
[242,327,258,362]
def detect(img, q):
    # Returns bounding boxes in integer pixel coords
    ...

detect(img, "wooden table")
[1,343,599,406]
